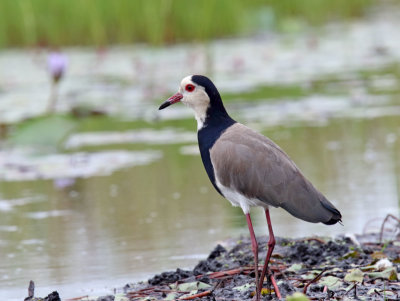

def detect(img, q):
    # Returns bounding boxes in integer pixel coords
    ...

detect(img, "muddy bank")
[26,231,399,301]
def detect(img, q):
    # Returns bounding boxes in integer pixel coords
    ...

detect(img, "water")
[1,6,400,300]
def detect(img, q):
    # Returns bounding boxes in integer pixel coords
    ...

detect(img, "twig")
[363,217,383,234]
[211,279,225,293]
[374,289,382,297]
[303,268,326,294]
[127,286,157,295]
[28,280,34,298]
[24,281,35,301]
[179,290,212,300]
[197,266,252,279]
[344,283,356,296]
[379,214,400,243]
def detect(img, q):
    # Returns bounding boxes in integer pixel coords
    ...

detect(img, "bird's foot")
[258,269,282,300]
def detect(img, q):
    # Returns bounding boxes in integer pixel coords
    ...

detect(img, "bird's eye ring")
[185,84,195,92]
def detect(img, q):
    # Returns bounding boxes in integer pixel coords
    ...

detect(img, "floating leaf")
[286,292,310,301]
[165,292,179,300]
[368,267,398,280]
[319,276,342,290]
[330,267,343,273]
[287,263,303,272]
[169,283,177,290]
[360,265,377,272]
[10,115,76,149]
[367,288,395,296]
[176,281,211,292]
[197,282,212,290]
[301,270,323,280]
[344,268,364,283]
[114,294,130,301]
[345,283,356,292]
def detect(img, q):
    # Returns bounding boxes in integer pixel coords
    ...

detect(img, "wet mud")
[28,232,399,301]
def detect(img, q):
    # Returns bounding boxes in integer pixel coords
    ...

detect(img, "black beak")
[159,100,171,110]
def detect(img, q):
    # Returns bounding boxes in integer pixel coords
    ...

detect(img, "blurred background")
[1,0,399,299]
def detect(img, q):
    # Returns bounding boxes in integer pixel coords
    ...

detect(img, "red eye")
[185,84,195,92]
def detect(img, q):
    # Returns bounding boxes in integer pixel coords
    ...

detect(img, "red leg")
[270,274,282,299]
[259,209,281,298]
[245,213,260,301]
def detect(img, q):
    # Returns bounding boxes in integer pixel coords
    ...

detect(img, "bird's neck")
[196,95,236,181]
[197,99,234,131]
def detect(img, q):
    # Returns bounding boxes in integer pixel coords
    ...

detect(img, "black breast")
[197,117,236,196]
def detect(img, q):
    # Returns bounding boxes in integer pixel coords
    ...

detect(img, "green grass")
[0,0,374,48]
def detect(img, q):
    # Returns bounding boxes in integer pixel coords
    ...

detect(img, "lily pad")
[10,115,76,149]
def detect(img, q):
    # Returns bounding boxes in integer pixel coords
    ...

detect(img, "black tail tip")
[320,199,342,225]
[323,217,343,225]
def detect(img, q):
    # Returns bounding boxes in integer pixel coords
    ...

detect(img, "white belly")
[215,178,268,214]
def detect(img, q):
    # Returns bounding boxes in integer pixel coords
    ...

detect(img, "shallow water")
[1,6,400,301]
[1,114,400,300]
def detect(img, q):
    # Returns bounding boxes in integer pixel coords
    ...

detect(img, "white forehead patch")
[180,75,194,90]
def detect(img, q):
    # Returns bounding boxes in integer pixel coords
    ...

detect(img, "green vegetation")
[0,0,373,48]
[8,115,77,149]
[223,84,308,102]
[222,63,400,102]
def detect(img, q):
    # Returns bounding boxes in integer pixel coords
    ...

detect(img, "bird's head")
[159,75,226,128]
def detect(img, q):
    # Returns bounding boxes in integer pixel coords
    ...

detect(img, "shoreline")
[24,232,399,301]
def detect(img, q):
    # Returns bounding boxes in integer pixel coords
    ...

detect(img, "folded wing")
[210,123,342,225]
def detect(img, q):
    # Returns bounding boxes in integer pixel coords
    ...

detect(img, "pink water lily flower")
[47,51,68,82]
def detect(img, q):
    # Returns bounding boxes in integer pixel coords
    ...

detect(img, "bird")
[159,75,342,300]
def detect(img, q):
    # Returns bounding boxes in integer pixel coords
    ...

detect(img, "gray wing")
[210,123,341,224]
